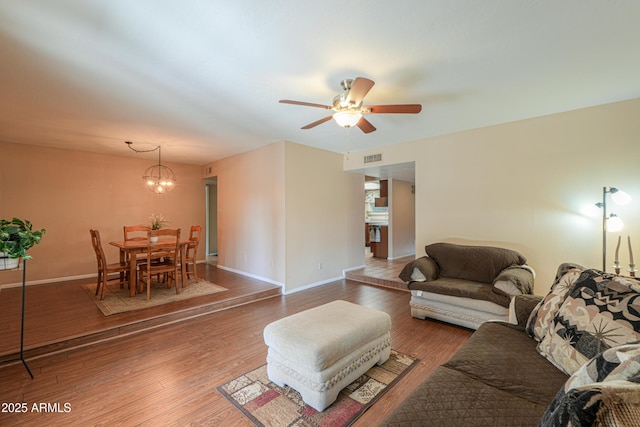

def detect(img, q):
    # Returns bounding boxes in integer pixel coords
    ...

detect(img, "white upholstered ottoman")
[263,300,392,411]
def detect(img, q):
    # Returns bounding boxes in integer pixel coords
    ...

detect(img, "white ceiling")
[1,0,639,167]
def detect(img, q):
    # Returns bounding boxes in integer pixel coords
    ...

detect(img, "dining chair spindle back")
[123,225,150,241]
[138,228,181,300]
[89,229,129,300]
[185,225,201,281]
[122,224,152,281]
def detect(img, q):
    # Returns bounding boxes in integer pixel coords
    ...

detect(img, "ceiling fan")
[279,77,422,134]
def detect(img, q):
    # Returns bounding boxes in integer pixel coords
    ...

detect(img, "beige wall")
[10,97,637,294]
[345,98,640,294]
[284,142,364,292]
[202,141,364,293]
[0,142,206,288]
[203,142,287,286]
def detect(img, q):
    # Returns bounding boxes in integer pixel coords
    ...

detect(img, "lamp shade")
[333,110,362,128]
[606,214,624,232]
[611,188,631,205]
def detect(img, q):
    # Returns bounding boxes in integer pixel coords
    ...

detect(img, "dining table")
[109,238,194,297]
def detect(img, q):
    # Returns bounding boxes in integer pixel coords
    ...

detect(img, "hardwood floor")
[0,260,472,426]
[0,263,281,360]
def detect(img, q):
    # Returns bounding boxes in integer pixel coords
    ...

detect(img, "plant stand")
[0,259,34,378]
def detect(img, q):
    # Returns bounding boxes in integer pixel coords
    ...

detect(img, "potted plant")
[0,218,46,270]
[149,213,168,243]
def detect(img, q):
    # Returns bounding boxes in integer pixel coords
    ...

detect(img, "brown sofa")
[400,243,535,329]
[383,264,640,426]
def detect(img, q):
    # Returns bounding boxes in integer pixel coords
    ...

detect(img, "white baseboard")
[343,264,366,273]
[282,275,344,295]
[215,264,346,295]
[388,253,415,261]
[215,264,284,288]
[1,259,209,290]
[0,273,96,290]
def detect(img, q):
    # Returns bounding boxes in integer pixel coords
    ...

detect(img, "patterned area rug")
[82,279,227,316]
[217,350,418,427]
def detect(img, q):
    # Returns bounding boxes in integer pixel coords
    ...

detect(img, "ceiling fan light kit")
[280,77,422,134]
[333,110,362,128]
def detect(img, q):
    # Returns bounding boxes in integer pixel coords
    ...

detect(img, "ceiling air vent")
[364,153,382,164]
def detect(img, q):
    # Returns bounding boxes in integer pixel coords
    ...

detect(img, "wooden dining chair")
[138,228,181,300]
[90,229,129,300]
[123,224,151,281]
[123,225,150,262]
[123,225,150,242]
[184,225,201,282]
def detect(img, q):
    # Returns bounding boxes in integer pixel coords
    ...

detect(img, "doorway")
[205,178,218,261]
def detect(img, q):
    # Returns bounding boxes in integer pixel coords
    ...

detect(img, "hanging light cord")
[125,141,161,156]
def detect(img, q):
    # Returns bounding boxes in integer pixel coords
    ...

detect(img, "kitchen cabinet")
[379,180,388,197]
[365,223,371,247]
[370,225,388,259]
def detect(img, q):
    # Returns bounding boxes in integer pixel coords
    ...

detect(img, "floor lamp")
[0,259,34,378]
[596,186,630,272]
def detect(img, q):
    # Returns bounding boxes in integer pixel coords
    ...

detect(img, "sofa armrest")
[508,294,543,327]
[493,265,535,296]
[398,256,439,283]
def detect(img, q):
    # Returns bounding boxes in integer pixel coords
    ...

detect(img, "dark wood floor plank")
[0,262,472,426]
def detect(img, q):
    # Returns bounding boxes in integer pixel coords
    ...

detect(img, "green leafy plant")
[149,213,169,230]
[0,218,46,259]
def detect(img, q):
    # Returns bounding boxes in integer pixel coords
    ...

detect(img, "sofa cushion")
[409,276,511,308]
[536,270,640,375]
[526,263,584,341]
[443,322,568,405]
[381,322,568,426]
[539,342,640,427]
[425,243,526,284]
[381,365,552,427]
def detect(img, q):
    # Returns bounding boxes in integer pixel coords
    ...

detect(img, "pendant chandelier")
[125,141,176,194]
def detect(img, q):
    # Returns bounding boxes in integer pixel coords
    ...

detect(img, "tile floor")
[345,248,413,291]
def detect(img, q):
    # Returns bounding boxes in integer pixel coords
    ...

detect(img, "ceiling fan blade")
[346,77,375,105]
[356,117,376,134]
[301,115,333,129]
[366,104,422,114]
[279,100,332,109]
